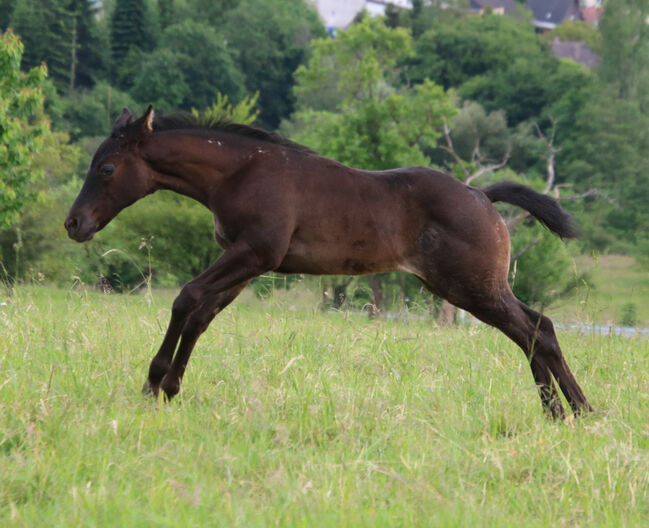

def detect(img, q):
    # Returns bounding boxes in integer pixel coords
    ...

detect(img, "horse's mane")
[153,112,315,154]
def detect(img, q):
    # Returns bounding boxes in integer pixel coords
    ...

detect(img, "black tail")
[481,181,578,239]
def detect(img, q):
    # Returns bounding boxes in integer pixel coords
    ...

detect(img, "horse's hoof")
[160,376,180,400]
[142,380,159,397]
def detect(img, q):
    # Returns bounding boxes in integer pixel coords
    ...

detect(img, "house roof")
[470,0,517,13]
[526,0,581,29]
[551,37,600,68]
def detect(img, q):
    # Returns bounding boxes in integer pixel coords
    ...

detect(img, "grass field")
[546,254,649,327]
[2,286,649,526]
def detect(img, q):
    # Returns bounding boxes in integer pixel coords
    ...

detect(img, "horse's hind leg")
[459,291,566,418]
[420,269,590,418]
[469,292,592,418]
[517,302,593,416]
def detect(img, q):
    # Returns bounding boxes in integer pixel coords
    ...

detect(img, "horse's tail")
[481,181,578,239]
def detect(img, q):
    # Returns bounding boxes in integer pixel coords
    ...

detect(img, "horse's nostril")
[65,216,78,232]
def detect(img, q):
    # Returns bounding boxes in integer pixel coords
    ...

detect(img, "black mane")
[153,112,315,154]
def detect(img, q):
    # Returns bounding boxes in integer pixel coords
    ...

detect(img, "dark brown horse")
[65,106,592,419]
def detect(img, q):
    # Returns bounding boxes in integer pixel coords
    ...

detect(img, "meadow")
[1,286,649,527]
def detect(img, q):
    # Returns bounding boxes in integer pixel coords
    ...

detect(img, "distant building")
[551,37,600,68]
[470,0,518,15]
[525,0,582,32]
[311,0,412,33]
[580,4,603,26]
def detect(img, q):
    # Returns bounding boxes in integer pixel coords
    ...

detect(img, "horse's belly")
[276,243,399,276]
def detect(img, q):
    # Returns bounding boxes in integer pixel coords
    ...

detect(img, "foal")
[65,106,592,419]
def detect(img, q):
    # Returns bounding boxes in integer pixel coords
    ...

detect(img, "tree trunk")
[367,274,384,318]
[333,284,348,309]
[440,299,457,326]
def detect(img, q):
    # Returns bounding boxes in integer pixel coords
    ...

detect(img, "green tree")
[158,0,174,30]
[0,0,16,30]
[130,48,189,111]
[598,0,649,104]
[61,81,137,139]
[10,0,102,92]
[409,13,570,125]
[547,20,602,52]
[555,1,649,253]
[0,30,48,230]
[0,129,82,281]
[110,0,154,77]
[128,21,244,112]
[163,21,243,109]
[223,0,325,128]
[289,17,455,170]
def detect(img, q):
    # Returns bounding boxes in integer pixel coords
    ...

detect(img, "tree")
[547,20,601,52]
[10,0,102,92]
[290,17,456,169]
[61,81,137,139]
[0,30,48,230]
[409,13,569,125]
[158,0,174,30]
[555,1,649,253]
[125,20,244,112]
[110,0,154,79]
[0,0,16,31]
[223,0,325,128]
[597,0,649,104]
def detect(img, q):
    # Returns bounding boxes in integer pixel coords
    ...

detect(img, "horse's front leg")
[144,240,276,398]
[142,281,248,397]
[157,281,249,398]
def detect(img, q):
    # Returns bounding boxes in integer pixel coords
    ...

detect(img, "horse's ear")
[111,107,134,134]
[140,104,155,135]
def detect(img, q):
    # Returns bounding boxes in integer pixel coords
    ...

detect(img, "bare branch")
[511,237,540,262]
[465,144,512,185]
[559,188,618,206]
[441,117,472,181]
[533,120,562,194]
[506,211,530,232]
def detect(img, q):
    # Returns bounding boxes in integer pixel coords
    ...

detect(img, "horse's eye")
[100,164,115,177]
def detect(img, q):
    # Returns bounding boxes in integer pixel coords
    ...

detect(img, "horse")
[64,106,592,419]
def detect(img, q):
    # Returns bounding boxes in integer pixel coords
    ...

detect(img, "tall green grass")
[1,287,649,526]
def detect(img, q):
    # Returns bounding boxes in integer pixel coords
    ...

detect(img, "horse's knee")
[172,283,201,317]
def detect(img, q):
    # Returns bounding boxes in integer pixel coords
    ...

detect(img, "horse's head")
[65,106,157,242]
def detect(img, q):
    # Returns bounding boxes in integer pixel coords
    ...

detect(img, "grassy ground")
[2,286,649,526]
[546,254,649,327]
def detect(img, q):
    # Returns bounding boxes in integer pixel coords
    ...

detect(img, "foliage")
[509,223,575,307]
[546,20,602,52]
[289,17,456,170]
[409,13,578,125]
[129,47,189,111]
[223,0,325,128]
[193,92,260,126]
[61,81,137,140]
[597,0,649,104]
[0,0,15,30]
[10,0,101,92]
[0,30,48,231]
[110,0,155,75]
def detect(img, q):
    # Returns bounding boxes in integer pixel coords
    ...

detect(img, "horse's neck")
[144,131,253,207]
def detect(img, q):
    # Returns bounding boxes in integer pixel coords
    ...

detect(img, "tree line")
[1,0,648,314]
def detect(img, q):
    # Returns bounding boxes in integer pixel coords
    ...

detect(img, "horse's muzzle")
[64,214,97,242]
